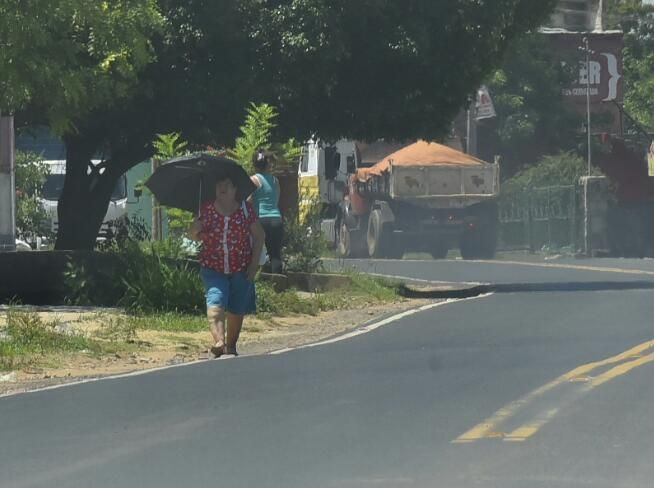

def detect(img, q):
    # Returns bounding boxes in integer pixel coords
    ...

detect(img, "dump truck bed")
[356,140,499,208]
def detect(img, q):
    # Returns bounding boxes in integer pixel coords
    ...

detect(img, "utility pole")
[0,112,16,252]
[580,37,594,176]
[466,98,478,157]
[579,37,596,256]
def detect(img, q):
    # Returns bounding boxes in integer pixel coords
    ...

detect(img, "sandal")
[210,342,225,358]
[223,346,239,357]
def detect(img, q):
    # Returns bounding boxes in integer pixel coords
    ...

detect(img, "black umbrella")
[144,153,257,214]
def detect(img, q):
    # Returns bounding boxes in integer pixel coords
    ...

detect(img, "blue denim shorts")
[200,267,256,315]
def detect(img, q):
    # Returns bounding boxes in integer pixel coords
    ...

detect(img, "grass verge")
[0,273,402,370]
[0,308,101,371]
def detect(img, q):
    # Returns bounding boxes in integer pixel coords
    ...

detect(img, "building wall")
[126,160,168,238]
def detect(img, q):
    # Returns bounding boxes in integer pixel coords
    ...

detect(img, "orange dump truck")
[337,140,500,259]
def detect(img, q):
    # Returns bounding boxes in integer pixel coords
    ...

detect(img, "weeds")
[95,316,137,343]
[0,308,98,370]
[122,313,207,333]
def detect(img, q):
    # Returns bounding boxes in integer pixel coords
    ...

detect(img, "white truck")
[299,140,500,259]
[41,160,128,240]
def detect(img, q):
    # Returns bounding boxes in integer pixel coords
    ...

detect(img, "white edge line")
[270,293,492,354]
[0,294,493,400]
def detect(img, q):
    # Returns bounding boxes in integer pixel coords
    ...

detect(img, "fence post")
[547,187,552,249]
[0,113,16,252]
[570,185,577,252]
[527,189,535,254]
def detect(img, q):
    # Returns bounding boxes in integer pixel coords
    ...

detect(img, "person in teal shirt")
[251,150,283,273]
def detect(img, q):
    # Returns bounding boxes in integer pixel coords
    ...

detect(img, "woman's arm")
[274,176,280,208]
[248,175,261,205]
[247,220,266,281]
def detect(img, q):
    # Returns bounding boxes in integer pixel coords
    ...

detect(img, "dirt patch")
[0,299,434,396]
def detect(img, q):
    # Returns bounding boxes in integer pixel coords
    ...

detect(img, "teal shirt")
[253,173,282,219]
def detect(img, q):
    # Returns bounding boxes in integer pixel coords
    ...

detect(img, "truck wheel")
[367,210,402,259]
[460,203,498,260]
[367,210,384,258]
[338,220,367,258]
[431,242,449,259]
[337,221,352,257]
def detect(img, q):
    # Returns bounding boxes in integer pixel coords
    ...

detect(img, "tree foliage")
[230,103,302,172]
[606,0,654,129]
[1,0,163,130]
[15,0,558,249]
[152,133,189,161]
[231,104,279,171]
[503,151,591,193]
[478,34,582,178]
[243,0,559,141]
[14,151,51,242]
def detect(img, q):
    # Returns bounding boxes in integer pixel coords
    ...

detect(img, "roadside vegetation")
[0,270,401,372]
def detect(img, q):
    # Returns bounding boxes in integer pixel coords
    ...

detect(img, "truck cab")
[298,139,357,209]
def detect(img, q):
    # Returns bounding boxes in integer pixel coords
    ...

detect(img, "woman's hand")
[189,218,203,241]
[246,261,258,282]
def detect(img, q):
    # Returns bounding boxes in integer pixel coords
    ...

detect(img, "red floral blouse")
[199,201,257,274]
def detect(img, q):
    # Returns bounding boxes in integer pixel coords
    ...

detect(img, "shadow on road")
[399,280,654,299]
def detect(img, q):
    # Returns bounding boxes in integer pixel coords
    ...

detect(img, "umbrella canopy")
[144,153,257,214]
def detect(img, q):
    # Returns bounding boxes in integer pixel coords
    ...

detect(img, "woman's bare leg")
[225,312,244,354]
[207,307,226,355]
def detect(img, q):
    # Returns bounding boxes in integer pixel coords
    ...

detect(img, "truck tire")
[337,221,366,258]
[460,203,498,260]
[431,242,449,259]
[367,209,403,259]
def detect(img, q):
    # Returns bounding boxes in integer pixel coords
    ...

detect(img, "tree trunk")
[54,137,118,250]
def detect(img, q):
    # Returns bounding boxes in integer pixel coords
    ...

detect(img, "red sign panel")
[548,31,624,105]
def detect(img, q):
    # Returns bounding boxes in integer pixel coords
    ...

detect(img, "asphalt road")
[2,258,654,488]
[325,256,654,285]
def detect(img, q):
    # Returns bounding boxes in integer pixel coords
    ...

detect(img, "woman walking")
[251,150,284,273]
[189,173,265,358]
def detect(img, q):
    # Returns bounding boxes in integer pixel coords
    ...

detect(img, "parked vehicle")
[299,140,500,259]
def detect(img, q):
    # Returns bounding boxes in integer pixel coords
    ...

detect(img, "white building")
[544,0,605,32]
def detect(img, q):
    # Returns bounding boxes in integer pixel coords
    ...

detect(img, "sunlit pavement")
[2,258,654,488]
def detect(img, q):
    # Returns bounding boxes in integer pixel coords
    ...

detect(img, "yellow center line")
[504,408,560,443]
[472,259,654,277]
[453,339,654,444]
[586,353,654,389]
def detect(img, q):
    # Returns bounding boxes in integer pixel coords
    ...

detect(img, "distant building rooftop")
[542,0,605,33]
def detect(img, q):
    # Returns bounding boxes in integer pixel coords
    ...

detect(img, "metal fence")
[498,185,581,252]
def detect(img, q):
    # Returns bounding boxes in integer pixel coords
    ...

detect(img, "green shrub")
[15,151,53,243]
[64,241,204,314]
[4,308,96,357]
[282,192,328,273]
[255,279,318,316]
[502,151,597,194]
[119,246,204,314]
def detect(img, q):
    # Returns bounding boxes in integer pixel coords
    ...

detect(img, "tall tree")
[477,34,582,178]
[18,0,558,249]
[606,0,654,129]
[1,0,163,127]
